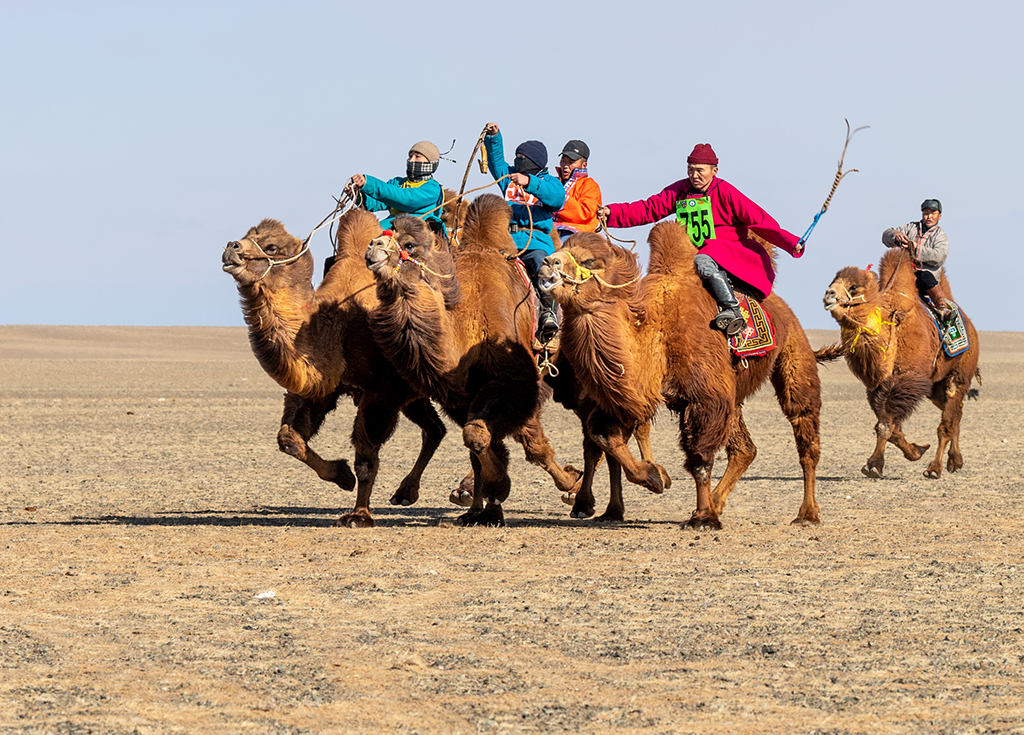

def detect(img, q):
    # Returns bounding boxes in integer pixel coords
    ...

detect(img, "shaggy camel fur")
[819,248,981,478]
[222,212,446,528]
[364,194,580,526]
[538,226,822,529]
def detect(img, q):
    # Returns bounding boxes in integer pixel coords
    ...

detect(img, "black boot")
[537,290,559,344]
[701,270,745,337]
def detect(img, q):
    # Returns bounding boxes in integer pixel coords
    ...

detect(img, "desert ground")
[1,324,1022,734]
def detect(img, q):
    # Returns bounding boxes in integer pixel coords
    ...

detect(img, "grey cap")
[921,198,942,213]
[560,139,590,161]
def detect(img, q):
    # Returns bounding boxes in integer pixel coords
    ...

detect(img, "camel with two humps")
[539,225,822,529]
[364,194,581,526]
[819,248,980,478]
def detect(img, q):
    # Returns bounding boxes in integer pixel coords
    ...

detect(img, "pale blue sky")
[2,0,1020,330]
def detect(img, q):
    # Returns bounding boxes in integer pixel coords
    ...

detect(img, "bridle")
[242,236,309,281]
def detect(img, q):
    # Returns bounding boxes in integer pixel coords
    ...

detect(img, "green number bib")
[675,196,715,248]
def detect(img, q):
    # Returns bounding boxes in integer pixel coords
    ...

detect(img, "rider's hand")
[597,205,610,221]
[893,231,910,247]
[484,122,499,136]
[510,172,530,187]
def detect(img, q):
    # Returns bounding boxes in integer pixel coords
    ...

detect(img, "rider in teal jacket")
[347,141,446,234]
[483,123,565,343]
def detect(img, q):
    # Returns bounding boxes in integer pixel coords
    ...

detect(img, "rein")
[596,210,637,252]
[373,232,454,281]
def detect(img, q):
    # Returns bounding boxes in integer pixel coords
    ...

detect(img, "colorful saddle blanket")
[729,293,775,359]
[926,299,970,357]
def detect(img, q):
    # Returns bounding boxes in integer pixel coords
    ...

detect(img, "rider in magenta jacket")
[603,143,802,336]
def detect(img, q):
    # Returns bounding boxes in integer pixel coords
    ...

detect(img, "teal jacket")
[361,175,446,233]
[484,132,565,255]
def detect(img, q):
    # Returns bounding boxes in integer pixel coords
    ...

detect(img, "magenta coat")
[607,177,802,297]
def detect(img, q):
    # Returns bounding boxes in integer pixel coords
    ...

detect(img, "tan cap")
[409,141,440,162]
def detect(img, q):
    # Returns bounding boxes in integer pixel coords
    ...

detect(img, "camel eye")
[264,243,279,254]
[580,259,596,269]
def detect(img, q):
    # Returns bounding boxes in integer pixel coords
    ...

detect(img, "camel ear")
[867,269,879,283]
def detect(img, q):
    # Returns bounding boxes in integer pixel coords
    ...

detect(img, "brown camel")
[819,248,981,478]
[538,225,823,529]
[364,194,581,526]
[222,210,447,528]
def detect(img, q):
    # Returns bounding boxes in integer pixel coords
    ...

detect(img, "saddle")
[925,297,970,357]
[729,292,776,359]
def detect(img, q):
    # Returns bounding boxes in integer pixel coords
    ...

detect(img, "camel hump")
[334,208,384,261]
[461,194,513,252]
[647,221,697,275]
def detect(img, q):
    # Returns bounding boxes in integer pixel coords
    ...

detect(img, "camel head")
[365,215,460,307]
[223,219,313,288]
[823,264,879,320]
[539,233,642,312]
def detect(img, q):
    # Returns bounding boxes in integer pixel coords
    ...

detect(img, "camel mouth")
[365,240,391,273]
[822,296,843,313]
[538,272,562,293]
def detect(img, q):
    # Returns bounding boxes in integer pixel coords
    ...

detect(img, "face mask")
[514,156,541,177]
[407,160,438,180]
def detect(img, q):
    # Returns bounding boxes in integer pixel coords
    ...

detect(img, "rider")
[598,143,802,337]
[552,139,602,241]
[882,199,951,321]
[345,141,446,234]
[483,122,565,343]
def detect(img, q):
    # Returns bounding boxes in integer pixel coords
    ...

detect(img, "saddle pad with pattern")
[729,293,776,359]
[927,299,970,357]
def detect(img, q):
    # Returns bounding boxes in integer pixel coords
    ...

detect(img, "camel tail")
[814,342,847,363]
[967,367,982,401]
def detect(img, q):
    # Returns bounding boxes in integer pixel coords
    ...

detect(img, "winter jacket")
[553,169,602,234]
[881,221,948,277]
[607,177,801,298]
[361,175,445,232]
[484,131,565,256]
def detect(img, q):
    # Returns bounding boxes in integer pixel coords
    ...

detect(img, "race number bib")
[675,196,715,248]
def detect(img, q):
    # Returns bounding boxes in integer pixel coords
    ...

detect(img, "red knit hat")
[687,143,718,165]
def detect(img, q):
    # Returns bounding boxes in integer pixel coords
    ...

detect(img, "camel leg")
[277,391,356,490]
[925,377,968,478]
[337,394,405,528]
[634,421,672,489]
[888,424,930,462]
[677,394,732,530]
[770,346,822,525]
[710,407,757,516]
[587,411,666,495]
[389,399,447,507]
[865,374,932,478]
[570,435,603,519]
[459,420,508,527]
[513,415,582,493]
[595,455,625,523]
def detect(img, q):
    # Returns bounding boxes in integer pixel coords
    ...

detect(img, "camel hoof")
[331,461,356,491]
[861,464,883,479]
[560,491,577,506]
[594,512,625,523]
[947,454,964,473]
[335,511,374,529]
[685,511,722,530]
[570,507,595,519]
[791,516,821,527]
[389,482,419,507]
[905,443,930,461]
[457,505,504,527]
[923,468,942,480]
[449,488,474,507]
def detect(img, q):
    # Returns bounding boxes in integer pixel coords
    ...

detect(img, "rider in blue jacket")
[346,141,446,234]
[483,123,565,343]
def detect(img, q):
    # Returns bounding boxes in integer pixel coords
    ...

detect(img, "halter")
[560,249,640,291]
[374,231,453,280]
[243,236,310,281]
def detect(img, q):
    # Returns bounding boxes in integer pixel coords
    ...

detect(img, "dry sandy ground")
[1,325,1022,734]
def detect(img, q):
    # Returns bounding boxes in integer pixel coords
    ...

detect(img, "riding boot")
[700,269,745,337]
[925,285,952,322]
[537,289,559,344]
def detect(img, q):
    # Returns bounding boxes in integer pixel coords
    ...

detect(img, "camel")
[222,210,447,528]
[819,248,981,478]
[538,225,823,529]
[364,194,581,526]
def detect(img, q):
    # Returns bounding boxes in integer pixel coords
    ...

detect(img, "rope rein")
[561,250,641,291]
